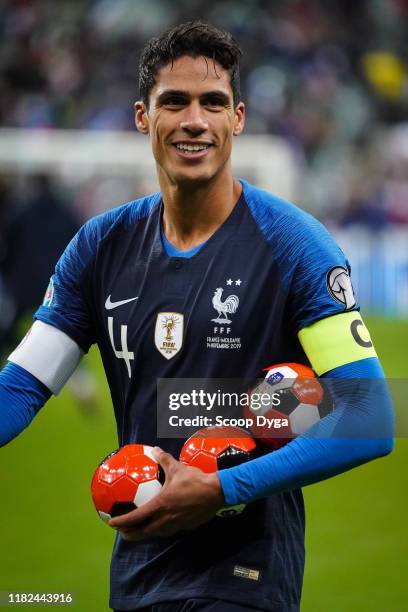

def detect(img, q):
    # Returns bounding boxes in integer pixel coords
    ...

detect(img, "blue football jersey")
[35,180,355,611]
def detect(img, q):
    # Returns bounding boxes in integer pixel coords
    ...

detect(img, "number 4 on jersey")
[108,317,134,378]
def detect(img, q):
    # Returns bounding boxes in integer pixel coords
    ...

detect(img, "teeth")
[176,143,209,151]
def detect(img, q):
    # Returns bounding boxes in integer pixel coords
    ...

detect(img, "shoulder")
[66,192,160,261]
[240,181,357,330]
[242,179,332,244]
[56,192,161,276]
[79,192,161,247]
[241,179,343,263]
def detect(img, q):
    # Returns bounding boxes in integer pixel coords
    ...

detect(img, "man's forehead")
[153,55,232,95]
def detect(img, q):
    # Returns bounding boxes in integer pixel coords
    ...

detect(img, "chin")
[169,167,216,187]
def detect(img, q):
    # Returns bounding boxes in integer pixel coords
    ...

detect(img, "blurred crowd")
[1,0,408,224]
[0,173,79,353]
[0,173,99,406]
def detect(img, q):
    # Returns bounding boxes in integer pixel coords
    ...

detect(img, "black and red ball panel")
[91,444,164,522]
[179,426,258,473]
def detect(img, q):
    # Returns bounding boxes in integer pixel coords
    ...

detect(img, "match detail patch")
[298,311,377,375]
[233,565,261,581]
[326,266,356,310]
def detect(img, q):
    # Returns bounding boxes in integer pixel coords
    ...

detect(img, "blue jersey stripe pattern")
[241,179,358,331]
[34,193,161,351]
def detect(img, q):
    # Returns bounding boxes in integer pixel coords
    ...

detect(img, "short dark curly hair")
[139,21,242,107]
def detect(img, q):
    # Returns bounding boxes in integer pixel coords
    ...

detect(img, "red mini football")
[179,425,258,517]
[245,362,333,449]
[91,444,164,523]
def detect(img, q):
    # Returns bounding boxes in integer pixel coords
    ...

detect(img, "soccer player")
[0,21,394,612]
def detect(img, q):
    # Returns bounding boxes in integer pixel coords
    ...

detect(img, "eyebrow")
[156,89,231,104]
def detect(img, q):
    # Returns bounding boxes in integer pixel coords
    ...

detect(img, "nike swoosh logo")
[105,295,139,310]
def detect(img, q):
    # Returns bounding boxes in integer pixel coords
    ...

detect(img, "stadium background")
[0,1,407,610]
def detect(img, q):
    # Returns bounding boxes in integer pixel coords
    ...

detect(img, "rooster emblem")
[211,287,239,324]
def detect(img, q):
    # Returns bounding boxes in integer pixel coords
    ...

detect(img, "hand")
[108,447,225,541]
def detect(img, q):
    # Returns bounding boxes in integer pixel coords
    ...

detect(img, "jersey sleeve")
[0,362,51,446]
[241,180,358,333]
[286,216,379,374]
[287,215,358,332]
[34,219,98,352]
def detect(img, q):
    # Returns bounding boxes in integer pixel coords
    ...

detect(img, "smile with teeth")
[175,143,211,152]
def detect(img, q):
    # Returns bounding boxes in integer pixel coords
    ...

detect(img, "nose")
[179,101,208,136]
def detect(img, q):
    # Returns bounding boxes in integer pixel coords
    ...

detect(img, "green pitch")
[0,317,407,611]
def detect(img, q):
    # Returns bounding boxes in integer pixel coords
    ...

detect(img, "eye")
[205,97,225,108]
[201,94,230,111]
[162,96,186,108]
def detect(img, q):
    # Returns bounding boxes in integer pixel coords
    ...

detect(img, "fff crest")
[154,312,184,360]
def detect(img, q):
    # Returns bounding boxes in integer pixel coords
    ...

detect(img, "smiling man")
[0,21,393,612]
[136,45,245,252]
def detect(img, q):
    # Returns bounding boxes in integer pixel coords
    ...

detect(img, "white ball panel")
[289,403,320,435]
[98,511,112,523]
[143,445,158,463]
[134,479,162,507]
[250,380,279,416]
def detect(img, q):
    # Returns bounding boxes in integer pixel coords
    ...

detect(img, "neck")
[159,167,242,251]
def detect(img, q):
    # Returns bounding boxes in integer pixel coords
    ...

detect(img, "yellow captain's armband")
[298,312,377,376]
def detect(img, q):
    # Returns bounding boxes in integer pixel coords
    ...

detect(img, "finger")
[108,497,161,528]
[151,446,178,474]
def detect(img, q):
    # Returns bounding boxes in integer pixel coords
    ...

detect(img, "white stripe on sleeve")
[8,320,83,395]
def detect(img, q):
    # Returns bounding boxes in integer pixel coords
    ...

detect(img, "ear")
[134,100,149,135]
[233,101,245,136]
